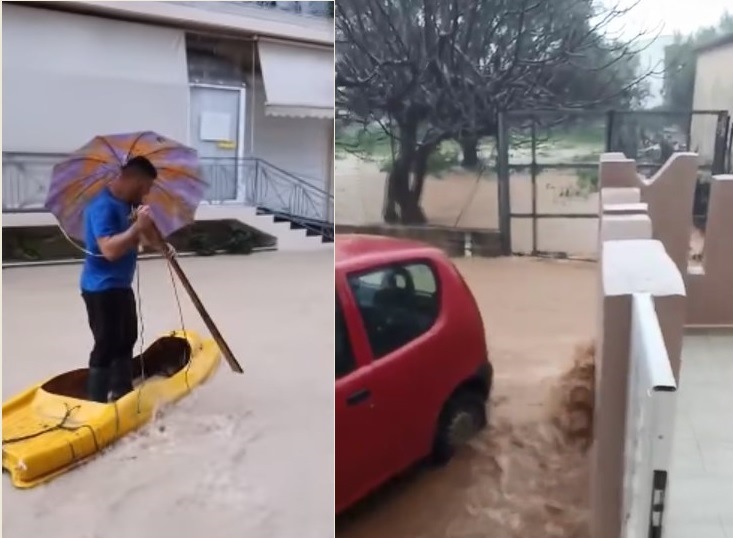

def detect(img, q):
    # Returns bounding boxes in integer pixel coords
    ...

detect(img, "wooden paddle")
[147,224,244,374]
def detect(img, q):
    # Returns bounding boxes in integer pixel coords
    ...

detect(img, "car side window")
[336,296,356,379]
[347,261,439,360]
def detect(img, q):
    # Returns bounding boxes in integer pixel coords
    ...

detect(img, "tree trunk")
[401,143,435,224]
[391,143,438,225]
[395,142,433,224]
[400,196,427,224]
[383,157,411,224]
[382,122,417,224]
[382,121,442,225]
[460,136,480,168]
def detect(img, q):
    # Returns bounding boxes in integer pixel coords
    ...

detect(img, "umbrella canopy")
[45,131,206,240]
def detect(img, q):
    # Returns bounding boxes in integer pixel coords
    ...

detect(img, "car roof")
[335,234,444,271]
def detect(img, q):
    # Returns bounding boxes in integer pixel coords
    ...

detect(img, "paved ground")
[667,332,733,538]
[2,251,334,538]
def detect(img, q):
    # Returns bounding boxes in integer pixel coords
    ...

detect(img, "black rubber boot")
[87,367,110,403]
[108,359,134,402]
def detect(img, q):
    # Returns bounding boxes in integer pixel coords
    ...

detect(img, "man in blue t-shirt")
[81,156,158,402]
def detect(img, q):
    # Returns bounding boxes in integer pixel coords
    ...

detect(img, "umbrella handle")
[148,224,244,374]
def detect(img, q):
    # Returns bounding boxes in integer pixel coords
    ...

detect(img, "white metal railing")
[2,152,333,223]
[621,293,678,538]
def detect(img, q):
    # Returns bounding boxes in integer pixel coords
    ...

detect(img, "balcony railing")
[2,153,333,225]
[240,1,333,18]
[200,157,333,224]
[173,1,333,20]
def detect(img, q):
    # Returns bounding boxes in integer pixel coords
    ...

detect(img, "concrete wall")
[592,191,686,538]
[598,153,733,327]
[686,175,733,326]
[690,40,733,166]
[592,152,733,535]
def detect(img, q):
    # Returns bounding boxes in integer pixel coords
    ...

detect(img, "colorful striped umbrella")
[45,131,206,240]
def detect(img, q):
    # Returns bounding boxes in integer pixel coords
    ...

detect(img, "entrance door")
[189,85,243,202]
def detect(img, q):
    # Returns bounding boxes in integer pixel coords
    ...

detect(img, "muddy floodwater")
[335,156,603,256]
[2,252,334,538]
[337,257,597,538]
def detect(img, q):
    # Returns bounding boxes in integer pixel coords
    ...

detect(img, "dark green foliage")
[3,221,266,263]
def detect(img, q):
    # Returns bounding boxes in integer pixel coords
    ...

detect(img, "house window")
[187,47,245,87]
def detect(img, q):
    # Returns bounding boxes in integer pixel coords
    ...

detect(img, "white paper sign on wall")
[199,112,232,142]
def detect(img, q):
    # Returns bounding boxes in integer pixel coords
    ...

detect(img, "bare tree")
[337,0,652,224]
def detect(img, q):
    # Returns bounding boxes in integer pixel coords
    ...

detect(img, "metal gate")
[496,109,731,256]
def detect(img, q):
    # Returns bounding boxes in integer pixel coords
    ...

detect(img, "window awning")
[257,39,334,120]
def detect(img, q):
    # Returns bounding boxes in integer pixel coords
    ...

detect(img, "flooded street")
[337,257,597,538]
[2,252,334,538]
[335,156,601,256]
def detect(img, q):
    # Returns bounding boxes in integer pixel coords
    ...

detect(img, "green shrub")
[335,125,393,160]
[379,142,461,177]
[576,169,599,193]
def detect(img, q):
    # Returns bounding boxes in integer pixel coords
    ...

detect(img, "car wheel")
[431,389,487,465]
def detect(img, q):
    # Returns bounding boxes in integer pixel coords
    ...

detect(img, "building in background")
[3,1,334,244]
[690,33,733,171]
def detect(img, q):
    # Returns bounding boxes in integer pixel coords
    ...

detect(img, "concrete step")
[195,204,329,251]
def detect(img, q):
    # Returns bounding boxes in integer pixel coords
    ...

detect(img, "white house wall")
[691,41,733,166]
[2,4,333,226]
[2,4,189,153]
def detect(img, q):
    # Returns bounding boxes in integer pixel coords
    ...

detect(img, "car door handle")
[346,388,371,406]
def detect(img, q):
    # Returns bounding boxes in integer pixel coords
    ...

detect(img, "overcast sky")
[608,0,731,38]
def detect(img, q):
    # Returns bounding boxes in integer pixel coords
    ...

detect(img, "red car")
[336,235,493,513]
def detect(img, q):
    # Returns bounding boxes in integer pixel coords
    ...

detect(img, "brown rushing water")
[337,257,597,538]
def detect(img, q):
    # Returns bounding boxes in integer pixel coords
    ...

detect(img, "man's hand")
[96,205,157,262]
[133,205,155,234]
[133,206,174,259]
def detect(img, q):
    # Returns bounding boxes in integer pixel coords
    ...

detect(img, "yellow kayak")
[2,330,220,488]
